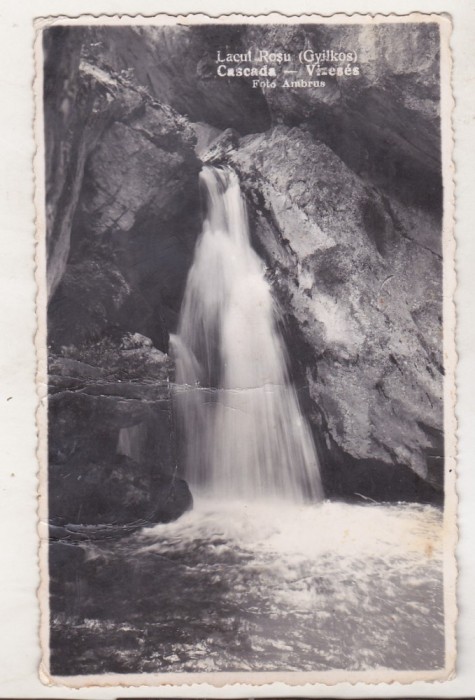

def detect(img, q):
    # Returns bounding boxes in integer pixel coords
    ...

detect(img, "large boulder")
[49,456,192,527]
[46,63,202,349]
[47,336,191,527]
[226,125,443,500]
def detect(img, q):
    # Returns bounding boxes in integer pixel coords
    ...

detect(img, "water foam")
[171,166,322,502]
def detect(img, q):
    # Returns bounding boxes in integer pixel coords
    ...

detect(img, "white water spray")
[170,166,323,502]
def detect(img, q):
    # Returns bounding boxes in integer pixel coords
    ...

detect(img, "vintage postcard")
[34,12,456,687]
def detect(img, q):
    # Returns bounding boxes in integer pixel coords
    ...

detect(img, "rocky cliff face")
[242,23,441,212]
[82,25,271,135]
[224,125,443,501]
[45,22,444,518]
[45,28,200,527]
[48,334,191,528]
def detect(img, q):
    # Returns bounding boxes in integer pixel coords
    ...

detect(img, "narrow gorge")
[46,24,443,536]
[43,21,448,678]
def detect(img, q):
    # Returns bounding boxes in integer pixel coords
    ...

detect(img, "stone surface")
[43,29,205,526]
[44,30,141,299]
[44,24,445,505]
[49,456,192,527]
[82,25,271,135]
[226,125,443,498]
[44,37,202,338]
[48,337,191,527]
[242,22,441,211]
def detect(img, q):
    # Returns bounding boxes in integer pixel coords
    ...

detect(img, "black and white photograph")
[37,14,455,685]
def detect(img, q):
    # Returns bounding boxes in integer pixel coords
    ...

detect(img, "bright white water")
[171,166,322,501]
[138,500,444,672]
[59,501,443,674]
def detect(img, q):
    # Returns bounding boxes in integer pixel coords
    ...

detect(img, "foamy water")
[129,498,444,672]
[170,166,322,502]
[52,499,445,674]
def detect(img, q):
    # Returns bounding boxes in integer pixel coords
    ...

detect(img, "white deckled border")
[33,11,457,689]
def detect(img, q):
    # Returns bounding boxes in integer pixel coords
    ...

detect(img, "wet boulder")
[227,125,443,499]
[47,336,191,528]
[49,455,192,527]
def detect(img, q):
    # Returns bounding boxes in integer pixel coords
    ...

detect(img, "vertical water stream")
[171,166,322,502]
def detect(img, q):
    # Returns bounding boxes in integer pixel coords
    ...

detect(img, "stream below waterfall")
[50,498,444,675]
[50,165,444,676]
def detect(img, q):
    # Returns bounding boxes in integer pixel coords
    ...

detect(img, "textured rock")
[70,100,201,347]
[47,337,191,527]
[77,103,198,238]
[49,456,192,527]
[46,59,202,348]
[242,23,441,211]
[227,125,443,497]
[43,30,143,299]
[44,24,444,505]
[48,258,155,349]
[49,337,172,454]
[82,25,271,135]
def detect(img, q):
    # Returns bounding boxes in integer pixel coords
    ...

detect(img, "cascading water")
[57,176,445,678]
[170,165,323,502]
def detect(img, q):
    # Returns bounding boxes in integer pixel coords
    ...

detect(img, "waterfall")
[170,165,323,502]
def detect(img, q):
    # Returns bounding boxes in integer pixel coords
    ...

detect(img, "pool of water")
[50,498,445,675]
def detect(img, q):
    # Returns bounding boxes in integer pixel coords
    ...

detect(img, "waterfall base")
[49,499,444,675]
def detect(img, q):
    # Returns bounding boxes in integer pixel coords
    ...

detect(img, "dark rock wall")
[48,341,192,527]
[226,126,443,501]
[243,23,441,212]
[44,27,106,300]
[44,29,201,526]
[82,25,271,134]
[47,54,202,352]
[45,22,444,515]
